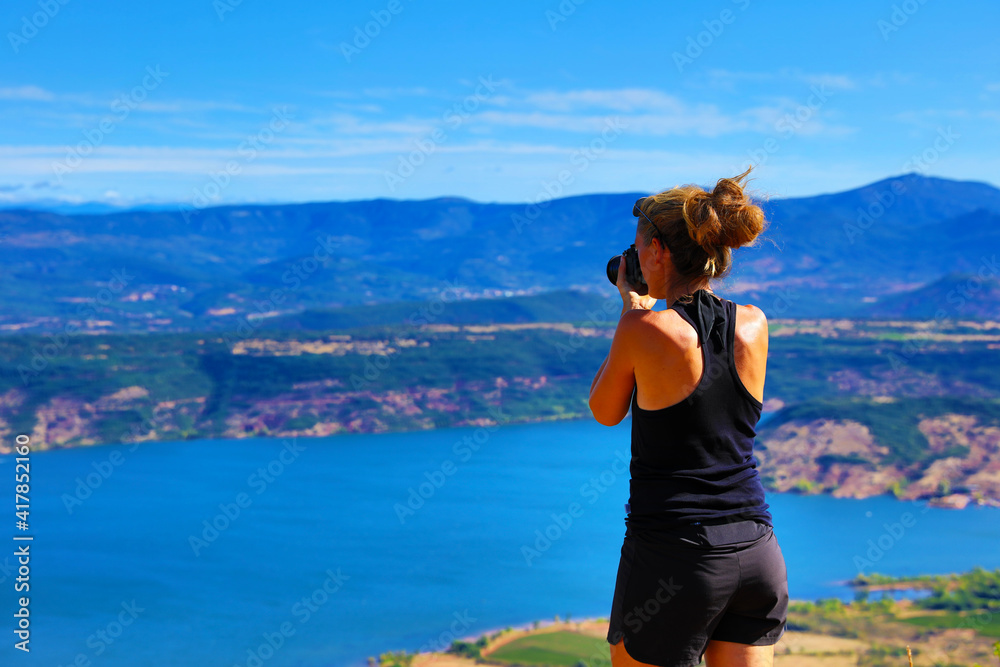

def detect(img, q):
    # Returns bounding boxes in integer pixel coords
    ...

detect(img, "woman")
[589,167,788,667]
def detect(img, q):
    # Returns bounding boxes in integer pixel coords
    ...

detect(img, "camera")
[606,244,648,295]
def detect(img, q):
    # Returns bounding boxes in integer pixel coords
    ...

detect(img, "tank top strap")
[724,297,765,410]
[670,289,727,355]
[725,298,738,367]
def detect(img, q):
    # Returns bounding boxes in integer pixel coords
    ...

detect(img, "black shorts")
[606,518,788,667]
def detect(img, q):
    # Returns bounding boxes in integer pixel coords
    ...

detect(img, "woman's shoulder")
[619,307,699,353]
[730,300,768,338]
[725,300,769,365]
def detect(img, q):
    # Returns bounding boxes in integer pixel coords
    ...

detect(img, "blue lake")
[2,418,998,666]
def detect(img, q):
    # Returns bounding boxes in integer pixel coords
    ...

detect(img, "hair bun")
[682,190,722,252]
[682,167,764,251]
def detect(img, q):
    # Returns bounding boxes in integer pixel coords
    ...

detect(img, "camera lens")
[606,255,622,286]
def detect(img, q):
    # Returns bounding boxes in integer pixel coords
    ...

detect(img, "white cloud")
[472,90,853,139]
[128,99,260,114]
[523,88,687,113]
[800,73,857,91]
[0,144,389,179]
[314,113,438,136]
[361,86,433,99]
[891,109,973,130]
[0,83,266,114]
[479,89,738,136]
[705,68,858,91]
[472,110,628,133]
[0,86,56,101]
[332,102,383,114]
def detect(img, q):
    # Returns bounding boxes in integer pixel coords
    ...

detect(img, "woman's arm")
[590,355,610,396]
[589,312,641,425]
[589,259,657,425]
[588,300,650,397]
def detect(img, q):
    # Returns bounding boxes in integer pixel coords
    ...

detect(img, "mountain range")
[2,172,999,333]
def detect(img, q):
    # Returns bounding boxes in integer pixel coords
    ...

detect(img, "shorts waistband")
[626,515,771,548]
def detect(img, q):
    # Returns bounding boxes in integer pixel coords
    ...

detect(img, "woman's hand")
[616,253,656,315]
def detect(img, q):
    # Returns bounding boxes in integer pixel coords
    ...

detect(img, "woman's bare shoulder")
[622,307,698,351]
[732,302,769,347]
[733,301,768,322]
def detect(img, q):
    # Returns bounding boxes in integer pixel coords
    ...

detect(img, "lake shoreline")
[17,414,999,509]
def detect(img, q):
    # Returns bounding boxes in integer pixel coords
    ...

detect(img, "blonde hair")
[636,166,767,282]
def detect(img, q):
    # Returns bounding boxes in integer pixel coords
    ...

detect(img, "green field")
[901,612,1000,638]
[487,631,608,667]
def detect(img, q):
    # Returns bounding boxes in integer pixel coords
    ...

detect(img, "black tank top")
[626,288,773,531]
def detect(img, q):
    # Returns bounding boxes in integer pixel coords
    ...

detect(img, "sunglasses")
[633,197,656,227]
[633,197,670,251]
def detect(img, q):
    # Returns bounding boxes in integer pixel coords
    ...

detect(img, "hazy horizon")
[5,171,998,214]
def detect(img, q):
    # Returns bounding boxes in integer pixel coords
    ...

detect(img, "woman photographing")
[590,167,788,667]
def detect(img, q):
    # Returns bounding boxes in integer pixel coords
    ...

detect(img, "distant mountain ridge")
[1,173,999,333]
[869,272,1000,320]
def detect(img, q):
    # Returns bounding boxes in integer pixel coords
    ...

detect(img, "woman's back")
[625,289,772,529]
[631,293,768,411]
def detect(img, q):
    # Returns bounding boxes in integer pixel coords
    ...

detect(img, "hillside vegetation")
[4,314,1000,506]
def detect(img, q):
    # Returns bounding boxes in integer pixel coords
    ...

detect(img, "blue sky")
[1,0,998,208]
